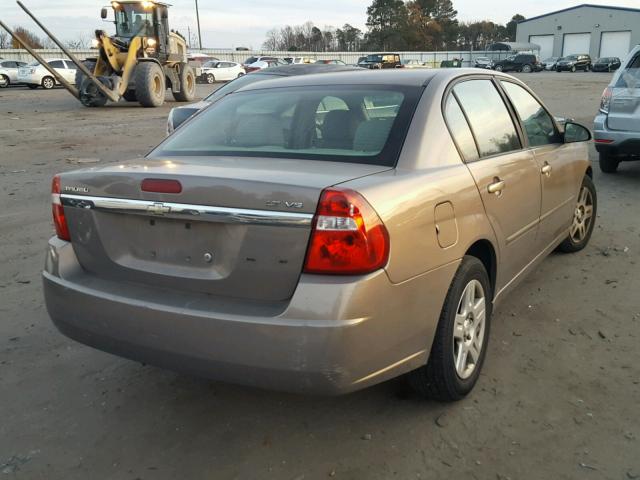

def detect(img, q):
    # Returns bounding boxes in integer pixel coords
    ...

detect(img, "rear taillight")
[304,188,390,275]
[600,87,612,113]
[51,175,70,241]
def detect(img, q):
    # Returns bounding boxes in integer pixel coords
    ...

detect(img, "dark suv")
[359,53,402,69]
[493,54,542,73]
[556,54,592,72]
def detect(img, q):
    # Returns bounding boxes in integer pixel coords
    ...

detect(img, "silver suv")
[594,45,640,173]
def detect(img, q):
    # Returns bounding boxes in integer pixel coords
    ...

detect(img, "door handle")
[541,163,552,176]
[487,178,506,196]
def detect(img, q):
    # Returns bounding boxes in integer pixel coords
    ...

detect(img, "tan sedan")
[43,69,596,400]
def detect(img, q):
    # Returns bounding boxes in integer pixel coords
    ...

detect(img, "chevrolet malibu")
[44,69,596,400]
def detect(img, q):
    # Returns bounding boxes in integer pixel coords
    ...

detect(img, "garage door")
[529,35,554,60]
[562,33,591,56]
[600,31,631,59]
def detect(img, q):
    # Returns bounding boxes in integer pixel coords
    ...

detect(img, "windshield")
[366,55,383,62]
[203,61,218,68]
[114,4,155,38]
[564,55,578,61]
[155,85,422,167]
[596,58,611,63]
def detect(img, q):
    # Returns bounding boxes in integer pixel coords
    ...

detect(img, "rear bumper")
[43,237,458,395]
[593,113,640,156]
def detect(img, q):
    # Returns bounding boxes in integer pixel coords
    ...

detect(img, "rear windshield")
[154,85,423,166]
[203,73,269,102]
[615,53,640,88]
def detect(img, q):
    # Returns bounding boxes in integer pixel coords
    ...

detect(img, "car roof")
[251,64,361,77]
[236,68,459,92]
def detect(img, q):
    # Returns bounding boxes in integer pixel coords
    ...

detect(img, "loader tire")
[172,65,196,102]
[76,61,108,107]
[135,62,165,107]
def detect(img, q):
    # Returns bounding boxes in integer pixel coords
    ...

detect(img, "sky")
[1,0,639,49]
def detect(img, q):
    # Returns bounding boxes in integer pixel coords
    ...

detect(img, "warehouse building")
[516,4,640,61]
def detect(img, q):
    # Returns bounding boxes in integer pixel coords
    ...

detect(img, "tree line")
[264,0,524,52]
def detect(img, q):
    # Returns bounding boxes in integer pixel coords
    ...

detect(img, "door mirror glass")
[564,122,591,143]
[100,7,108,19]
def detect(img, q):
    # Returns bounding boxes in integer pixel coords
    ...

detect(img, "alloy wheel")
[570,185,594,243]
[452,279,486,380]
[42,77,54,89]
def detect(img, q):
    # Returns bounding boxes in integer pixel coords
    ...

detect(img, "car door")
[449,78,542,288]
[62,61,76,83]
[500,80,577,246]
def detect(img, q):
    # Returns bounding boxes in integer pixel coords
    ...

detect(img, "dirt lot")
[1,72,639,480]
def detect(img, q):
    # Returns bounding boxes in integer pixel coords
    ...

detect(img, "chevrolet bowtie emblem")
[147,202,171,215]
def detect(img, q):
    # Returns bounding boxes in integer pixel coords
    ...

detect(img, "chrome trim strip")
[60,194,313,228]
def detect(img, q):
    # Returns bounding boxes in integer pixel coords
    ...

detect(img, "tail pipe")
[0,19,80,98]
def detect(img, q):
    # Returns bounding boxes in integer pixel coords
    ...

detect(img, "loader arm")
[0,19,79,98]
[12,0,120,103]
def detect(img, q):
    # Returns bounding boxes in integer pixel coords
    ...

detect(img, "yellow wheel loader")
[0,0,196,108]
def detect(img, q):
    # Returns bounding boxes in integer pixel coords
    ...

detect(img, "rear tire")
[494,65,503,72]
[27,84,38,89]
[408,256,492,401]
[0,75,8,88]
[571,65,576,73]
[599,151,619,173]
[172,65,196,102]
[135,62,165,108]
[558,175,597,253]
[41,76,55,89]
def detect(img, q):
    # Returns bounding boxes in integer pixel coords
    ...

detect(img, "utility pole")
[195,0,202,50]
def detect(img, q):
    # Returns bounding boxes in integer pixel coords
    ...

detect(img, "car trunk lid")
[59,157,391,302]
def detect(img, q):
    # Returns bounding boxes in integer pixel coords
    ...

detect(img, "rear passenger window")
[444,95,479,161]
[453,79,521,157]
[48,60,64,68]
[501,82,560,147]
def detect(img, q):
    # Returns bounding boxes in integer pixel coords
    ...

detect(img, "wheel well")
[465,240,497,296]
[585,166,593,178]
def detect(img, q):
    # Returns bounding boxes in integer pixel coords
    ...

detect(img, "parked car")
[283,57,315,64]
[592,57,621,72]
[493,54,542,73]
[474,57,494,69]
[594,45,640,173]
[242,56,277,67]
[315,59,347,65]
[45,68,595,399]
[166,64,361,134]
[542,57,560,71]
[556,54,592,72]
[17,59,76,89]
[0,59,28,87]
[359,53,402,69]
[244,58,288,73]
[402,59,430,69]
[201,61,245,83]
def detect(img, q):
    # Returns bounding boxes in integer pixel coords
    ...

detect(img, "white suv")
[17,59,77,90]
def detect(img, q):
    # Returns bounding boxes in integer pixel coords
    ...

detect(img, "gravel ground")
[0,72,639,480]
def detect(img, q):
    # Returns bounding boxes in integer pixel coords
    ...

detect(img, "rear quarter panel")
[340,73,499,285]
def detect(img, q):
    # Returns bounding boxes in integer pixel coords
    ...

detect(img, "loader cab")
[107,1,171,60]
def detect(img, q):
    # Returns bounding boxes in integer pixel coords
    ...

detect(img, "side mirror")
[564,122,592,143]
[100,7,108,19]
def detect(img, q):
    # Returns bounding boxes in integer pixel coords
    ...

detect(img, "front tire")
[0,75,9,88]
[172,65,196,102]
[599,151,619,173]
[206,73,215,84]
[522,64,532,73]
[41,76,55,89]
[571,65,576,73]
[408,256,492,401]
[558,175,597,253]
[135,62,165,108]
[494,65,503,72]
[27,84,38,89]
